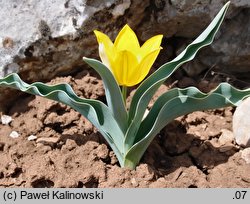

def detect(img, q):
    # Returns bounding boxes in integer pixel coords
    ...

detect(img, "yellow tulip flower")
[94,24,163,87]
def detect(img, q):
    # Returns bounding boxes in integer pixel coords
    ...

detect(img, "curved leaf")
[124,83,250,167]
[83,57,128,133]
[125,2,230,151]
[0,73,125,164]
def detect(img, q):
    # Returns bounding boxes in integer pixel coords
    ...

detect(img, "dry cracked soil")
[0,69,250,188]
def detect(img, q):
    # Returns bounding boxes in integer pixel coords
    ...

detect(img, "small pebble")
[9,131,20,138]
[218,129,235,152]
[1,115,12,125]
[36,137,59,147]
[219,144,235,153]
[219,129,234,145]
[131,178,138,187]
[241,148,250,164]
[27,135,37,141]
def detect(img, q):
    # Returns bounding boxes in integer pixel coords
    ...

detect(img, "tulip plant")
[1,2,250,169]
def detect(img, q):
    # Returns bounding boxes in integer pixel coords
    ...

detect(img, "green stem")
[122,86,127,106]
[123,158,137,170]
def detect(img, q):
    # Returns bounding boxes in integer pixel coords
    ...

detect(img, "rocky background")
[0,0,250,107]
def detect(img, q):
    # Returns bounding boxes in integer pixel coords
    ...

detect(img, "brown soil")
[0,70,250,188]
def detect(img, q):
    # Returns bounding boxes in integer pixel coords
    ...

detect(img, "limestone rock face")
[0,0,134,81]
[1,0,250,81]
[137,0,250,77]
[198,8,250,78]
[0,0,249,90]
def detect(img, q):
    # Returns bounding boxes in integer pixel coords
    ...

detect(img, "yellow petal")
[94,30,115,68]
[114,25,140,55]
[110,50,139,86]
[127,48,161,86]
[94,26,163,87]
[140,35,163,59]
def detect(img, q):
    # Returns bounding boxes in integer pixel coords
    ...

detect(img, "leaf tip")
[224,1,231,9]
[83,56,91,63]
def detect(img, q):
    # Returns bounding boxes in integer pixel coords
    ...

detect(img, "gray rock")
[0,0,137,109]
[137,0,250,77]
[0,0,133,80]
[199,9,250,78]
[233,97,250,147]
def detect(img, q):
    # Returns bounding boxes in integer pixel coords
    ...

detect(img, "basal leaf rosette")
[1,2,245,170]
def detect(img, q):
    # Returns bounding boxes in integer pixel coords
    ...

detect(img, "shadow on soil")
[142,120,237,177]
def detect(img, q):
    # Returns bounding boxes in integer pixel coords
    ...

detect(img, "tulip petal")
[127,48,161,86]
[140,35,163,59]
[94,30,115,68]
[94,26,163,87]
[114,25,140,55]
[111,50,139,86]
